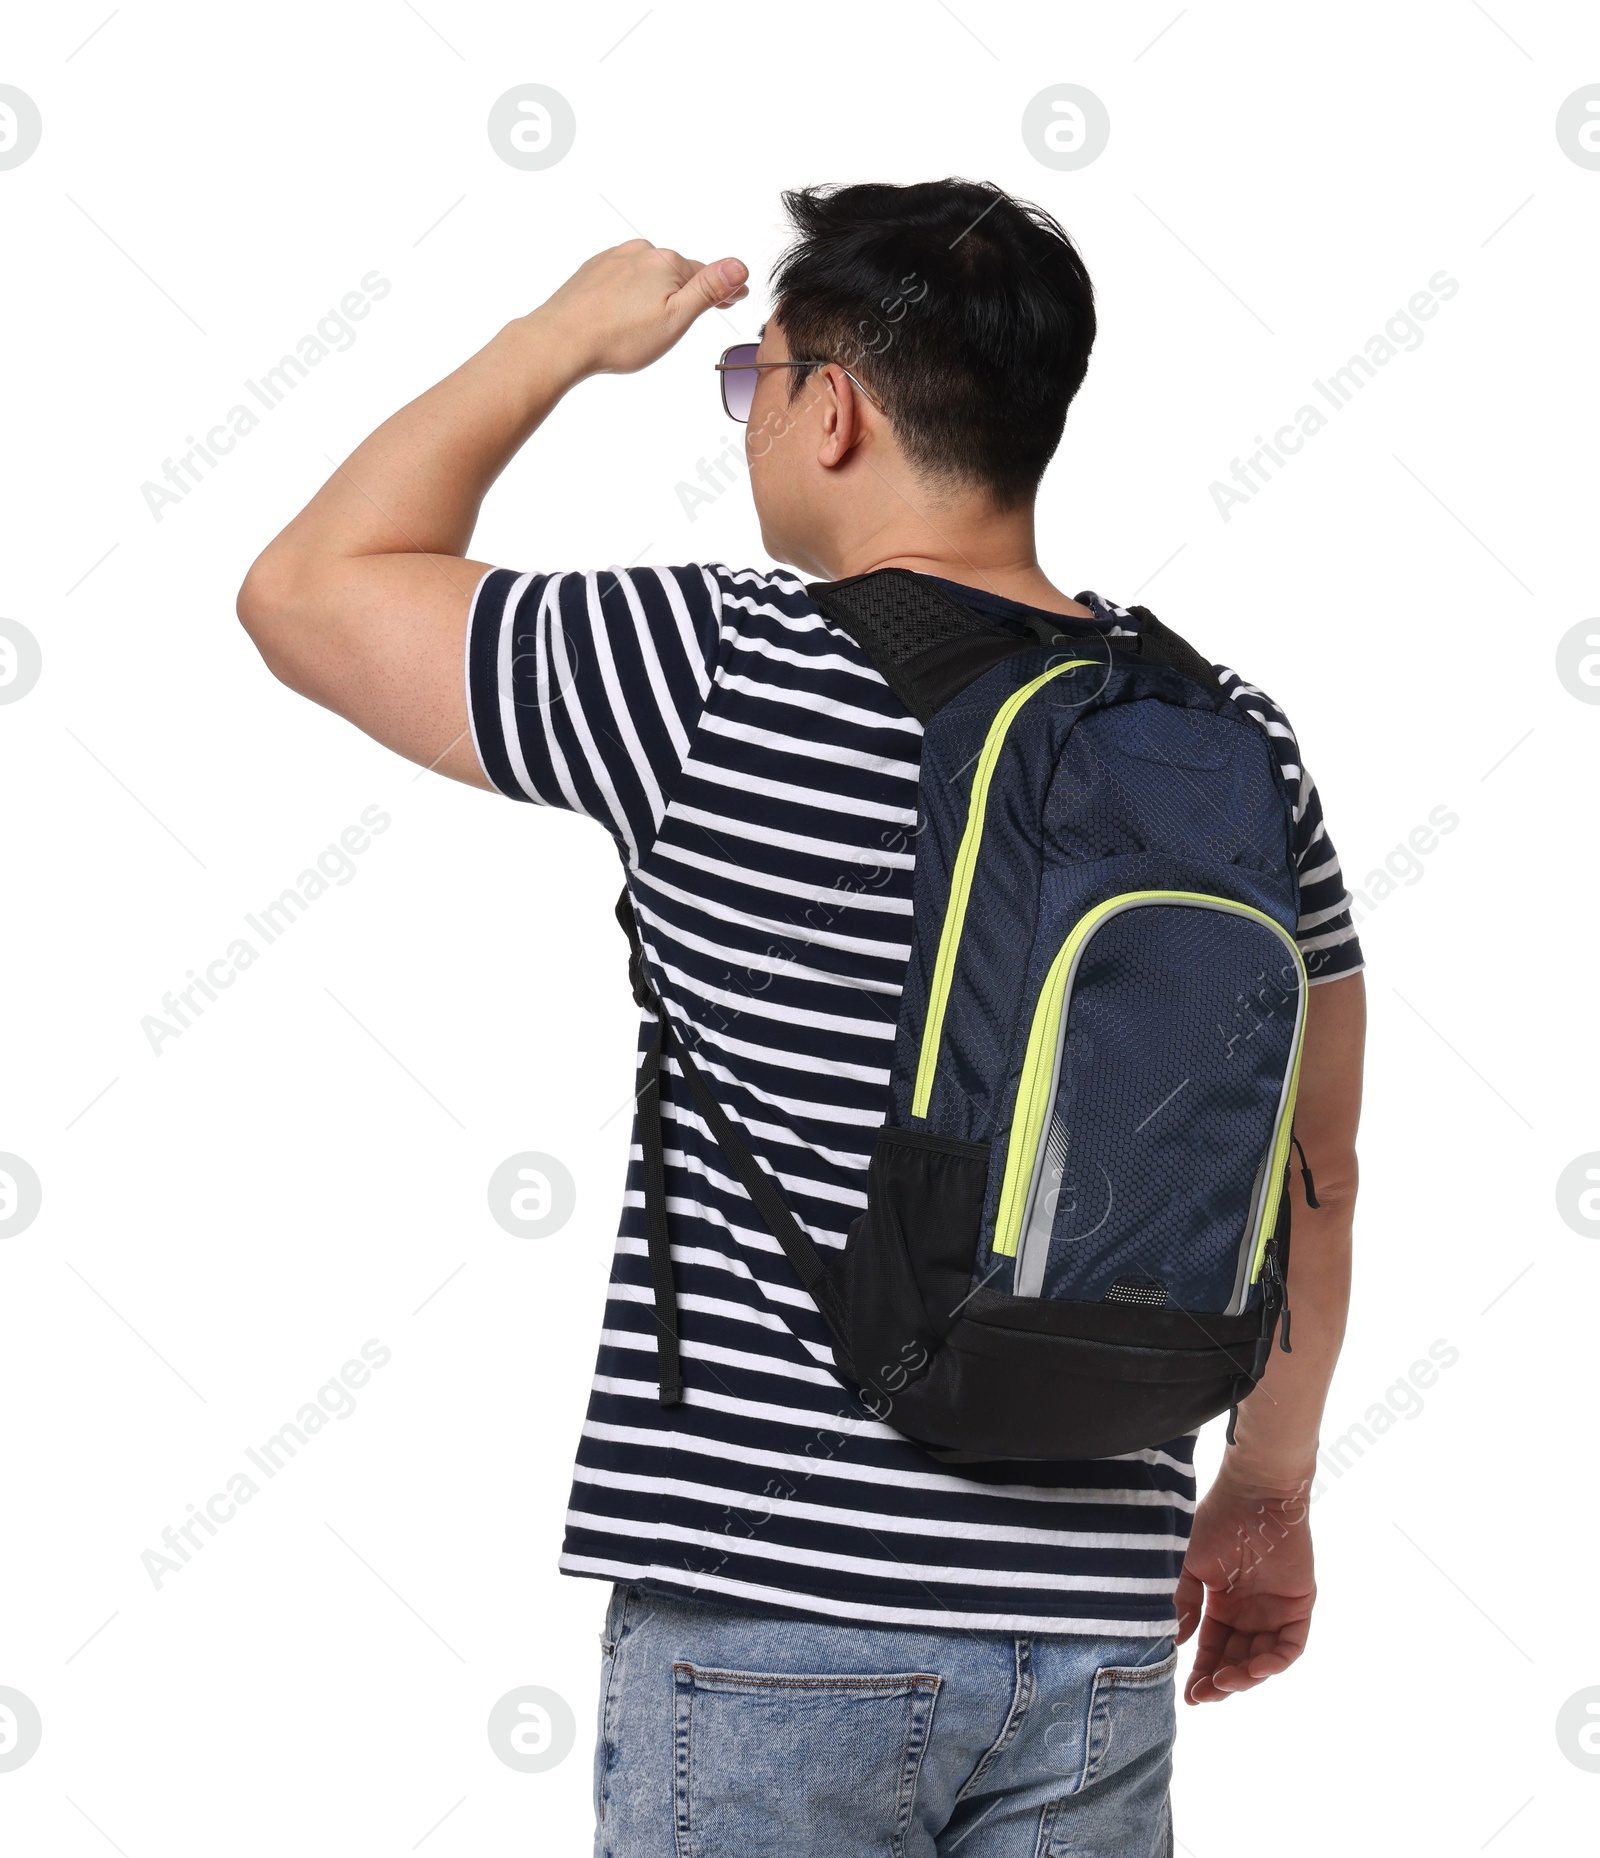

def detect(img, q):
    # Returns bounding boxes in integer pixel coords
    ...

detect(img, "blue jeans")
[593,1584,1176,1857]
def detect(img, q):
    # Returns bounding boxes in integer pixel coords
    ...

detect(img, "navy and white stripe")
[1210,661,1363,980]
[467,562,1363,1635]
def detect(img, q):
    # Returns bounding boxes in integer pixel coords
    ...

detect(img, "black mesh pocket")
[828,1127,989,1402]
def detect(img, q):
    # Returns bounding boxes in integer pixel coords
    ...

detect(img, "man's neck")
[818,502,1093,618]
[855,551,1093,618]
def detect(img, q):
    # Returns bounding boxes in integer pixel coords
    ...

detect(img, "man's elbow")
[237,552,314,688]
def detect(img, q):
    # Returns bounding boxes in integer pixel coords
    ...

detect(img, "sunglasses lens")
[720,344,760,422]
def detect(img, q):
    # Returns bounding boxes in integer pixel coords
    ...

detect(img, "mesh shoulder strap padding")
[808,567,989,665]
[808,569,1223,712]
[806,568,1034,722]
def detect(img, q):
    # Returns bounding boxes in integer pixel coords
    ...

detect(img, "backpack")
[617,569,1315,1461]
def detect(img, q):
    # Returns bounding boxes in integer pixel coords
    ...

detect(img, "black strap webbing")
[633,1011,682,1404]
[1124,604,1226,695]
[615,892,840,1405]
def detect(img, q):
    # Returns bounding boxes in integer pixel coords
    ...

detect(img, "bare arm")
[1177,969,1365,1701]
[235,242,748,783]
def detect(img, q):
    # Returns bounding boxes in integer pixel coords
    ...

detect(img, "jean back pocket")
[672,1662,939,1858]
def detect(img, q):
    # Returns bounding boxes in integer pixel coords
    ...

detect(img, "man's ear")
[815,365,867,471]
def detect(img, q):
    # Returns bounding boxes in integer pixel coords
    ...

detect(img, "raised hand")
[532,239,750,378]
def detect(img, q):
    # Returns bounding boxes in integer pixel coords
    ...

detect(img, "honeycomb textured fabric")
[1019,902,1297,1309]
[814,571,992,667]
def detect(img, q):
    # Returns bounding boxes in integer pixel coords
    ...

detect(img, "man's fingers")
[1181,1593,1313,1705]
[669,257,750,323]
[1185,1632,1308,1703]
[1204,1648,1297,1695]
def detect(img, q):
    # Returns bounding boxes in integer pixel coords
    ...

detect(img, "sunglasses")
[714,343,885,423]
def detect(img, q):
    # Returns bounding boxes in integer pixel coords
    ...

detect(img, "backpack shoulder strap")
[1122,604,1226,695]
[807,570,1226,717]
[614,891,844,1404]
[806,568,1055,722]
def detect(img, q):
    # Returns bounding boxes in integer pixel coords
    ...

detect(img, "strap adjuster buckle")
[627,948,657,1011]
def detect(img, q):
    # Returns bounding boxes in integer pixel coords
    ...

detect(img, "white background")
[2,2,1597,1852]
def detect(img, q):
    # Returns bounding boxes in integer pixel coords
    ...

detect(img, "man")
[239,179,1363,1856]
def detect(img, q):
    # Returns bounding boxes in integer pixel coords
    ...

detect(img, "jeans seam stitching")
[1034,1795,1062,1858]
[670,1662,938,1694]
[1095,1651,1178,1688]
[1079,1672,1112,1792]
[890,1677,940,1858]
[672,1667,692,1858]
[595,1587,634,1842]
[953,1638,1034,1806]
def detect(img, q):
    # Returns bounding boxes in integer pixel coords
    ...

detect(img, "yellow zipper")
[910,658,1097,1119]
[1247,1004,1307,1283]
[991,890,1308,1274]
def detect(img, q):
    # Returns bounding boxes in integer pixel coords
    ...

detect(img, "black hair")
[770,179,1096,509]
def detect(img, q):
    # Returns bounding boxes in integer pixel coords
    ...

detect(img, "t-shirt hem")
[557,1552,1179,1639]
[462,564,504,794]
[1306,958,1366,986]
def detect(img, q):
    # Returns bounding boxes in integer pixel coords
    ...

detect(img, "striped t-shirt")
[466,561,1364,1637]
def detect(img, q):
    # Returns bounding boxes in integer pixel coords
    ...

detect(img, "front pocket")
[672,1663,939,1858]
[993,892,1305,1314]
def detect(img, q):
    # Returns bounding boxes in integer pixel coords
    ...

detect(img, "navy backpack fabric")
[621,570,1308,1460]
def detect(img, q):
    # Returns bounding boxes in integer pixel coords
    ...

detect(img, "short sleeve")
[1214,667,1365,986]
[466,564,722,866]
[1288,772,1365,983]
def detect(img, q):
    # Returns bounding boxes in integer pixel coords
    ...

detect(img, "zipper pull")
[1291,1132,1320,1209]
[1265,1247,1293,1353]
